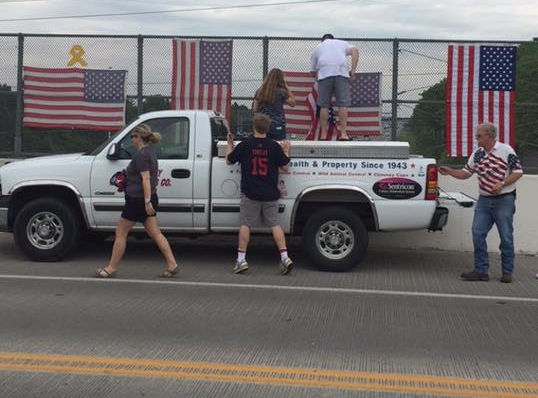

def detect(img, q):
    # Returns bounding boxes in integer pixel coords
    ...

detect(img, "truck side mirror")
[107,143,120,160]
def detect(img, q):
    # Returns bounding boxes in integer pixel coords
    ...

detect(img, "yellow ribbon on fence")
[67,45,88,67]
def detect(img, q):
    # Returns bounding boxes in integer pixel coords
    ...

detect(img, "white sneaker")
[233,260,249,274]
[279,257,294,275]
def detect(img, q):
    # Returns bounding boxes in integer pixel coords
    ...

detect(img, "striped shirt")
[464,141,523,196]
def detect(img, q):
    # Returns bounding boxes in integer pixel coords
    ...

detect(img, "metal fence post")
[14,33,24,156]
[137,35,144,115]
[391,38,399,141]
[262,36,269,78]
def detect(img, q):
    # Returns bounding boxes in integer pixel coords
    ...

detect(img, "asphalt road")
[0,233,537,398]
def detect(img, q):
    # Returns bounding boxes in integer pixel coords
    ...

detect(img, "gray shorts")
[239,195,280,228]
[317,76,350,107]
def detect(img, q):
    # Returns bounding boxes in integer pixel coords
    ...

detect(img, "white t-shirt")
[310,39,354,80]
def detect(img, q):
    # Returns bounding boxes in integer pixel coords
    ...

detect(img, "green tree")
[143,95,170,113]
[125,95,171,124]
[230,102,253,133]
[514,41,538,151]
[125,98,138,124]
[401,79,449,162]
[0,83,15,153]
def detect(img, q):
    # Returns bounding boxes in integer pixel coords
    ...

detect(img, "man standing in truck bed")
[225,113,294,275]
[310,33,359,141]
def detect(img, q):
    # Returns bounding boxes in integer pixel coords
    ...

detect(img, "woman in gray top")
[96,124,179,278]
[253,68,296,140]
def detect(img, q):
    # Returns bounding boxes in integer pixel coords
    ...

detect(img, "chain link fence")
[0,33,536,172]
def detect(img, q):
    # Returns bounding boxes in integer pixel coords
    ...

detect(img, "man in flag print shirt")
[439,123,523,283]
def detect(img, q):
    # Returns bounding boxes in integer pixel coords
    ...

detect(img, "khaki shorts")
[239,195,279,228]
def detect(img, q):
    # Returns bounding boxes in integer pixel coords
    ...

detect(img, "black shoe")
[460,270,489,281]
[500,273,512,283]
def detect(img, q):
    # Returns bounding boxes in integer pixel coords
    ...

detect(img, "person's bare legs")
[338,107,350,139]
[271,225,287,250]
[238,225,250,252]
[319,107,329,140]
[103,217,135,273]
[272,225,293,274]
[144,216,178,270]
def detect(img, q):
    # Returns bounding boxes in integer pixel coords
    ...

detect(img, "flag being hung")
[446,44,517,157]
[171,39,232,119]
[23,66,127,131]
[283,71,381,140]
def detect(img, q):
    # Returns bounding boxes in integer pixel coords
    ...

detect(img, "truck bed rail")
[217,140,410,159]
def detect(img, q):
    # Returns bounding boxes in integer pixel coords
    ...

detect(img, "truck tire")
[13,198,81,262]
[302,206,368,272]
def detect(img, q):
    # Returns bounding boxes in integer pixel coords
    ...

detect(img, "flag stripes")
[445,44,516,157]
[23,66,126,131]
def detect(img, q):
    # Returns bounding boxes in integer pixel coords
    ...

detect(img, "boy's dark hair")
[321,33,334,41]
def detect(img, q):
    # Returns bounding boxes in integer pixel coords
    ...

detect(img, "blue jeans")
[472,193,516,274]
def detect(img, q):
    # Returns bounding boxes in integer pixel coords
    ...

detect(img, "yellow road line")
[0,352,537,398]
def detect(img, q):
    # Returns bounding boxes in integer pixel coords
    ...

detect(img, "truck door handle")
[171,169,191,179]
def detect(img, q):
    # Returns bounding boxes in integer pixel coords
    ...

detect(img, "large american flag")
[23,66,127,131]
[171,39,232,119]
[283,71,382,140]
[446,45,517,157]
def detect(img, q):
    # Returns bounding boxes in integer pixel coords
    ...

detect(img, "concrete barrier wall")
[370,174,538,255]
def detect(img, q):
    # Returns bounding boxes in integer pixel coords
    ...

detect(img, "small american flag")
[305,82,340,140]
[23,66,127,131]
[171,39,233,119]
[283,72,381,140]
[446,45,517,157]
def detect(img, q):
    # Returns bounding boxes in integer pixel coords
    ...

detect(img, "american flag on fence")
[283,71,382,140]
[23,66,127,131]
[171,39,233,119]
[446,44,517,157]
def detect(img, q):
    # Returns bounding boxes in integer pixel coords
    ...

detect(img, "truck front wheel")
[302,206,368,272]
[13,198,81,262]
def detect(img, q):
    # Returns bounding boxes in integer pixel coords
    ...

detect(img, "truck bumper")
[0,195,11,232]
[428,206,449,231]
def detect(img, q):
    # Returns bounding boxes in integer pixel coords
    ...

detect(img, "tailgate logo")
[373,178,422,200]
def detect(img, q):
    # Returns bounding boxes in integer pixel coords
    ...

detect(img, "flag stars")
[200,40,232,85]
[85,69,126,102]
[479,46,516,91]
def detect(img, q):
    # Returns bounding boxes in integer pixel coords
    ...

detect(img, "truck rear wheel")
[13,198,81,262]
[302,206,368,272]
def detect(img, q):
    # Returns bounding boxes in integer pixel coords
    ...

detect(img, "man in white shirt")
[310,33,359,141]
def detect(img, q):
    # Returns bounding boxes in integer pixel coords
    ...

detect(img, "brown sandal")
[159,265,179,278]
[95,268,117,278]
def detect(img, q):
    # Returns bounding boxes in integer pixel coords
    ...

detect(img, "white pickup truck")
[0,110,449,271]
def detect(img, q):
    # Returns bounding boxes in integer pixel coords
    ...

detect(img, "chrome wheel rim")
[26,211,64,250]
[315,220,354,260]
